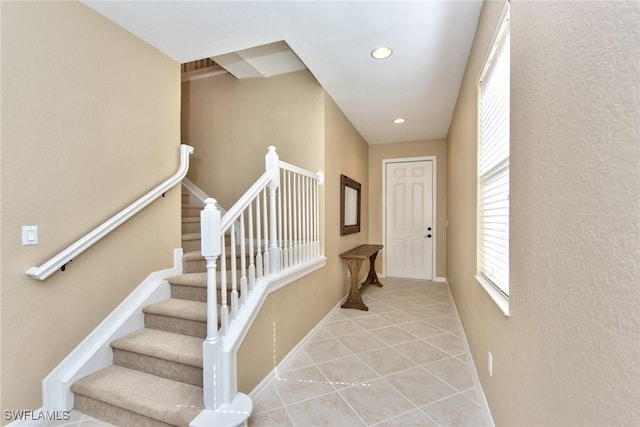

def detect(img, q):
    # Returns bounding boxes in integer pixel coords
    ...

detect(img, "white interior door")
[385,160,434,279]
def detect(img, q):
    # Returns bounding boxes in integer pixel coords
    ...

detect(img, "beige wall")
[181,71,324,209]
[447,1,640,425]
[0,1,181,416]
[237,92,369,394]
[368,140,447,279]
[183,72,369,393]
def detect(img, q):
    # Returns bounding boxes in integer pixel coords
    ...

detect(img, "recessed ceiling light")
[393,118,406,124]
[371,47,393,60]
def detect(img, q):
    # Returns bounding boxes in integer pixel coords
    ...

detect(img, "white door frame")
[382,156,437,281]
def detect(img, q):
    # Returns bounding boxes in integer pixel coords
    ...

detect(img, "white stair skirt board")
[42,249,184,411]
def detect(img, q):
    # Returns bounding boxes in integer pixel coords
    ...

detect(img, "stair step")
[182,204,203,218]
[143,299,208,338]
[169,272,242,302]
[111,329,203,387]
[182,233,201,253]
[182,219,201,234]
[71,365,203,427]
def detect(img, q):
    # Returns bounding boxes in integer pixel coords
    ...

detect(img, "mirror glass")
[340,174,361,235]
[344,187,358,226]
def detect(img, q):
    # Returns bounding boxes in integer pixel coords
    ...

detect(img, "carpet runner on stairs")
[70,190,232,426]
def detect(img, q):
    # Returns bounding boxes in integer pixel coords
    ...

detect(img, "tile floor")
[249,277,491,427]
[29,278,490,427]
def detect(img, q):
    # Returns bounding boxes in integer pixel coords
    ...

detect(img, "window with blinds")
[478,9,510,298]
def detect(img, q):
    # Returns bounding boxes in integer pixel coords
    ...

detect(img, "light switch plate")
[22,225,38,246]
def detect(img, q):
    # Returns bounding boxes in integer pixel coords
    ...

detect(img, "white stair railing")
[199,146,323,412]
[26,144,194,280]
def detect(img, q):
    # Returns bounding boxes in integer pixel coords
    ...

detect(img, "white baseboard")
[445,281,495,427]
[41,249,183,410]
[434,276,447,283]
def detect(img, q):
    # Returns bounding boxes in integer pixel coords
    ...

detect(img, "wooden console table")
[340,244,383,311]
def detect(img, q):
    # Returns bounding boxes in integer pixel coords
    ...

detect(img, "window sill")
[475,275,510,316]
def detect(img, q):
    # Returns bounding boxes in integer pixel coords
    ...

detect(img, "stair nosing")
[110,329,203,368]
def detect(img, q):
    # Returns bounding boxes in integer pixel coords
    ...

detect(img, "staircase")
[56,147,324,426]
[70,192,218,426]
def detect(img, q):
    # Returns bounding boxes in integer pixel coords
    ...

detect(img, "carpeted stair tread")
[71,365,203,427]
[143,298,207,322]
[169,272,242,286]
[182,217,200,223]
[183,251,204,262]
[111,329,202,368]
[181,233,201,241]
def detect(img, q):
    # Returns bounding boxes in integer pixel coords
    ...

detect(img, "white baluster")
[293,173,299,265]
[240,212,248,305]
[248,203,256,289]
[303,176,309,261]
[230,223,238,321]
[220,237,228,334]
[262,187,269,275]
[277,170,283,271]
[282,170,289,269]
[287,170,294,267]
[255,195,263,278]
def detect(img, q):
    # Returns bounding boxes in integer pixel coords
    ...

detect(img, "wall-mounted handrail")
[26,144,194,281]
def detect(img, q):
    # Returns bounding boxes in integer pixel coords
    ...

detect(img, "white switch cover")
[22,226,38,245]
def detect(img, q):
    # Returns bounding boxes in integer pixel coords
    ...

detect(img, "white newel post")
[201,198,223,409]
[266,146,280,274]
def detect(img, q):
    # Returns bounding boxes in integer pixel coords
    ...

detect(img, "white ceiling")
[84,1,483,145]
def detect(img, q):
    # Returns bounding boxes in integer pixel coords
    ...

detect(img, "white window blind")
[478,15,510,297]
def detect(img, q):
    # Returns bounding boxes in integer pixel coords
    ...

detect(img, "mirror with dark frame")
[340,174,361,235]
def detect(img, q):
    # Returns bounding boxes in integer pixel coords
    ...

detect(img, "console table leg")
[363,251,383,287]
[341,258,369,311]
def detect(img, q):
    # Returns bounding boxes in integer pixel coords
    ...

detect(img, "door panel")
[386,161,433,279]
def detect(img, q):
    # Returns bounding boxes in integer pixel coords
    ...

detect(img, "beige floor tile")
[324,318,366,337]
[337,331,387,354]
[386,367,458,407]
[316,355,379,389]
[356,347,416,376]
[252,385,283,414]
[421,393,486,427]
[426,315,460,332]
[339,378,415,425]
[309,329,333,343]
[285,351,315,371]
[351,314,394,331]
[464,388,481,404]
[378,310,420,325]
[393,339,450,365]
[398,319,447,339]
[275,365,336,405]
[249,407,293,427]
[286,392,365,426]
[369,325,417,346]
[404,306,443,319]
[425,332,467,356]
[77,419,115,427]
[374,409,439,427]
[304,337,353,364]
[423,356,475,391]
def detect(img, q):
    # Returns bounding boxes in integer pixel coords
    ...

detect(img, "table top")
[339,244,383,259]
